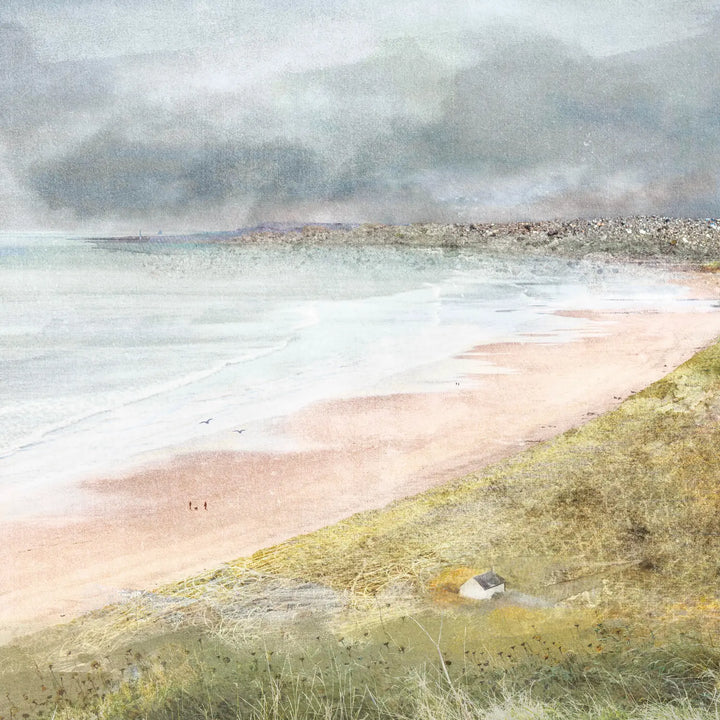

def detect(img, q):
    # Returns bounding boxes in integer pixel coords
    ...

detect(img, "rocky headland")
[228,216,720,264]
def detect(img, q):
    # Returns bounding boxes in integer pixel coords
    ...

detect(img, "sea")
[0,231,714,515]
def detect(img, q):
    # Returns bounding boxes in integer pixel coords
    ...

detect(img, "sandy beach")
[1,269,719,643]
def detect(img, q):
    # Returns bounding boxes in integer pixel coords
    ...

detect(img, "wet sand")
[1,271,719,643]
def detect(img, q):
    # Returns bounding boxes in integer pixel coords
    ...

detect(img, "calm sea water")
[0,232,712,513]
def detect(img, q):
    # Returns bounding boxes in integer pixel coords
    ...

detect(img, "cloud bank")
[0,2,719,231]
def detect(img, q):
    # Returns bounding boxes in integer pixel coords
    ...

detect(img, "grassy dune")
[4,340,720,718]
[245,337,720,620]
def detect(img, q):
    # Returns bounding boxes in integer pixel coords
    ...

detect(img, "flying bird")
[199,418,213,424]
[234,429,245,434]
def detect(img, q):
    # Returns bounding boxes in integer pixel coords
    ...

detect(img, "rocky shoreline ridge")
[226,217,720,263]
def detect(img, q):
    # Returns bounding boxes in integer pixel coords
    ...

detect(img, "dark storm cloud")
[23,24,720,224]
[2,2,720,228]
[346,28,720,219]
[28,131,327,218]
[296,28,719,220]
[421,29,720,175]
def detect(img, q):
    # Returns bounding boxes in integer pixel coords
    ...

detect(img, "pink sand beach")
[1,270,719,643]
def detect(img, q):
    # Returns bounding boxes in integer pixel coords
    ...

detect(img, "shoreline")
[1,269,719,644]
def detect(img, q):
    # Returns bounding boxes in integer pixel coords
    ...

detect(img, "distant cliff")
[229,217,720,263]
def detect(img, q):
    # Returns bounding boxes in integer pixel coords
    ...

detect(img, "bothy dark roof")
[473,571,505,590]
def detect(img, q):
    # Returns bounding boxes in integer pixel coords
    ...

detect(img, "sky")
[1,0,719,232]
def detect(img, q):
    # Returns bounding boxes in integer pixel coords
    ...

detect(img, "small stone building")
[459,570,506,600]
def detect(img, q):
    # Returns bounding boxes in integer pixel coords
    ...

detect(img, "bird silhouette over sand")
[234,429,245,434]
[199,418,213,424]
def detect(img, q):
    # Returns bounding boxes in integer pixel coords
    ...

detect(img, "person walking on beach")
[204,501,207,510]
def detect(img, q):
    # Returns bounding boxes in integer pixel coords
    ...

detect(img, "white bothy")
[459,571,506,600]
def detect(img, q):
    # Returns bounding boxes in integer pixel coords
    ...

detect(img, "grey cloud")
[28,130,327,219]
[5,11,720,228]
[294,40,452,120]
[406,30,720,214]
[184,141,327,204]
[421,37,670,173]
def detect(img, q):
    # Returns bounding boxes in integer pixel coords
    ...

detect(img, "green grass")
[4,338,720,718]
[12,630,720,719]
